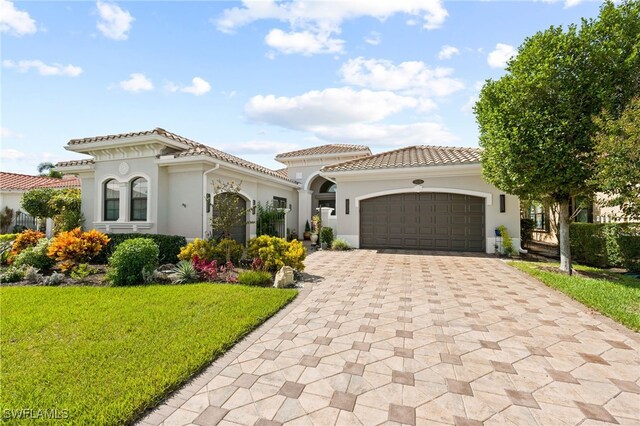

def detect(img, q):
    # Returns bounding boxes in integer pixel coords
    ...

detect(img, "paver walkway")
[140,250,640,426]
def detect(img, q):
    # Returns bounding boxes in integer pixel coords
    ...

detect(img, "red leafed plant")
[192,255,218,281]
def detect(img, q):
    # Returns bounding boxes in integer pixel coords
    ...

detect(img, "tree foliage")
[475,0,640,273]
[37,162,63,179]
[20,188,83,232]
[593,96,640,220]
[209,180,251,261]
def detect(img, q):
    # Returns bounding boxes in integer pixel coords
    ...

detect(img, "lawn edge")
[135,281,313,426]
[506,260,640,340]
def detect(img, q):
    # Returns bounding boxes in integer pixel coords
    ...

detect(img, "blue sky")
[1,0,603,174]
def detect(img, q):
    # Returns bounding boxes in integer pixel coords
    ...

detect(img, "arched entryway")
[309,176,336,216]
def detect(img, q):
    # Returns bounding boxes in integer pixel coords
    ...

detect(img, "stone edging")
[137,279,315,425]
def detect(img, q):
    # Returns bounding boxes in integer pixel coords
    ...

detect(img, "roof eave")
[156,155,300,188]
[322,162,482,177]
[65,134,190,153]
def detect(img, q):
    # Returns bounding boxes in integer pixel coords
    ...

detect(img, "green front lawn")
[1,284,297,425]
[510,261,640,331]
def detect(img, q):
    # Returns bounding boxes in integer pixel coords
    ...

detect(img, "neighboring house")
[0,172,81,232]
[527,195,629,244]
[56,128,521,253]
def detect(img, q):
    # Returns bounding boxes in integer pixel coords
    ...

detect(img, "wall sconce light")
[182,203,187,208]
[345,199,350,215]
[499,194,506,213]
[252,200,256,215]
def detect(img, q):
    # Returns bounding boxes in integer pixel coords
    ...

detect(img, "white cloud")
[0,148,77,175]
[265,29,344,55]
[487,43,517,68]
[216,0,447,56]
[313,122,457,146]
[340,57,464,97]
[119,73,153,92]
[217,0,448,33]
[244,86,456,145]
[364,31,381,46]
[0,0,37,36]
[539,0,585,8]
[96,1,134,40]
[461,96,478,114]
[182,77,211,96]
[3,59,83,77]
[165,77,212,96]
[438,45,459,60]
[246,87,418,129]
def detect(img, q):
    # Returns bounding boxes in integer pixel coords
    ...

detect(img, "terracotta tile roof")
[0,172,80,190]
[276,144,371,159]
[175,145,296,183]
[56,159,95,168]
[68,127,199,148]
[65,128,296,184]
[321,145,481,172]
[274,168,289,179]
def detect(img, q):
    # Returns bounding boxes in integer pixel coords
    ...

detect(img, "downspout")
[202,164,220,238]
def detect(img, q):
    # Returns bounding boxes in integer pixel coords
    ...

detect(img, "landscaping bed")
[0,284,297,424]
[510,260,640,331]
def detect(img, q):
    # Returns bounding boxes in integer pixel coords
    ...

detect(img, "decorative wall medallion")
[118,161,129,176]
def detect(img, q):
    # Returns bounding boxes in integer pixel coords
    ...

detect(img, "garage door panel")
[360,192,485,252]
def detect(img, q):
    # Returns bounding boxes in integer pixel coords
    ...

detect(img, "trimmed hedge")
[107,238,159,286]
[94,233,186,265]
[570,223,640,271]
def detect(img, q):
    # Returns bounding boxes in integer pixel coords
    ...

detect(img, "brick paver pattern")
[142,250,640,425]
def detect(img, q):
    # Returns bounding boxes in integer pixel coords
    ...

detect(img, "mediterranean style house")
[55,128,521,253]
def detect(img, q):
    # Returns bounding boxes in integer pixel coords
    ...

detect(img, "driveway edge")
[137,279,315,426]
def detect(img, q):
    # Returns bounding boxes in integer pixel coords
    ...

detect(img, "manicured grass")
[0,284,297,425]
[510,261,640,331]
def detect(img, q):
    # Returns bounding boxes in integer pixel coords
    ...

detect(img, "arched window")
[130,178,148,221]
[104,179,120,221]
[320,181,336,193]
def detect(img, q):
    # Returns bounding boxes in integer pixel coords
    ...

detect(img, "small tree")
[21,188,55,231]
[21,188,82,233]
[475,0,640,274]
[208,180,251,262]
[593,96,640,220]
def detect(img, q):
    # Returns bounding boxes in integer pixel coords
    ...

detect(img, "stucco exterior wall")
[89,156,159,234]
[165,168,204,238]
[332,172,521,254]
[0,191,24,231]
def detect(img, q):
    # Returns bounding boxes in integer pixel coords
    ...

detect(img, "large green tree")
[475,0,639,274]
[593,96,640,220]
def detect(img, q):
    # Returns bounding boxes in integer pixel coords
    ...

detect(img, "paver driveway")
[141,250,640,426]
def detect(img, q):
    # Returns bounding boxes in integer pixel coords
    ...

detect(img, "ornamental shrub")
[247,235,306,272]
[0,234,18,243]
[212,238,244,265]
[0,265,25,283]
[95,233,186,264]
[331,238,351,251]
[10,229,45,259]
[320,227,334,247]
[48,228,109,271]
[107,238,159,286]
[14,238,55,271]
[178,238,216,262]
[570,223,640,271]
[237,270,273,287]
[192,255,218,281]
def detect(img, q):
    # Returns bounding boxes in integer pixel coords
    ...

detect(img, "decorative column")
[297,189,313,238]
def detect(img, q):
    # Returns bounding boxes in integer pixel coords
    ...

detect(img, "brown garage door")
[360,193,485,252]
